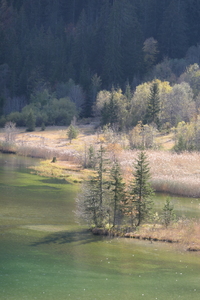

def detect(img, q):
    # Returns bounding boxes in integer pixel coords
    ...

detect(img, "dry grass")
[1,124,200,196]
[125,220,200,251]
[117,150,200,197]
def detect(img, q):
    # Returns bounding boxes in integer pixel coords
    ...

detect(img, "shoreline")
[0,126,200,252]
[2,125,200,197]
[91,227,200,252]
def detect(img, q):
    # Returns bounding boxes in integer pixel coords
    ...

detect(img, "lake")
[0,153,200,300]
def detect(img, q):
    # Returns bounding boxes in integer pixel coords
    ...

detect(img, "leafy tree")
[67,124,79,143]
[179,63,200,98]
[128,122,155,150]
[130,81,151,126]
[131,79,172,127]
[4,121,16,142]
[173,119,200,152]
[130,151,154,227]
[163,82,195,126]
[94,90,111,117]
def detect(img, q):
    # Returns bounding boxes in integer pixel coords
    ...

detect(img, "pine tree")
[131,151,154,227]
[26,109,35,132]
[109,160,126,227]
[161,197,175,228]
[144,81,160,127]
[87,144,96,169]
[100,91,118,127]
[75,145,109,228]
[67,124,78,143]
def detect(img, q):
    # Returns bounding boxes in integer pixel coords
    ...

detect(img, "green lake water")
[0,154,200,300]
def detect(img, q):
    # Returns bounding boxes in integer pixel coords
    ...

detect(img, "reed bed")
[0,141,17,153]
[17,144,81,163]
[118,150,200,197]
[1,126,200,197]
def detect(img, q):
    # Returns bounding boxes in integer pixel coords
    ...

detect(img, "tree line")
[1,0,200,119]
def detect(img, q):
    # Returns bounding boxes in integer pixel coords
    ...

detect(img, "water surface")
[0,154,200,300]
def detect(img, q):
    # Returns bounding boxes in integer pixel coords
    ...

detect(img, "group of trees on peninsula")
[76,148,154,229]
[1,0,200,121]
[76,147,175,230]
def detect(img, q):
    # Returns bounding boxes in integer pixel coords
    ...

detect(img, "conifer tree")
[144,81,160,127]
[161,197,176,228]
[26,109,35,132]
[87,144,96,169]
[130,151,154,227]
[75,145,109,228]
[109,160,126,227]
[67,124,78,143]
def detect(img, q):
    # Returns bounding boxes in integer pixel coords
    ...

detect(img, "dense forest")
[1,0,200,126]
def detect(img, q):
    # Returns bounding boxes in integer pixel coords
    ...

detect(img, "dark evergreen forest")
[0,0,200,123]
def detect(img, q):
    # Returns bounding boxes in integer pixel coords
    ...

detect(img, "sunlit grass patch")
[30,159,95,183]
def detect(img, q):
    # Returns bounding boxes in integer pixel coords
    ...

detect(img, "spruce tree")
[67,124,78,143]
[75,145,109,228]
[109,160,126,227]
[26,110,35,132]
[144,81,160,128]
[161,198,176,228]
[131,151,154,227]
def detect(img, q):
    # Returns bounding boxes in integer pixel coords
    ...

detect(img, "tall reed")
[117,150,200,197]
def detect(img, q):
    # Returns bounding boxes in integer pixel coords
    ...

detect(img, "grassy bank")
[1,125,200,197]
[125,220,200,252]
[92,220,200,252]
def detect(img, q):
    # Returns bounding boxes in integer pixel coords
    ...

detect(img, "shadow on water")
[31,229,100,247]
[41,178,69,185]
